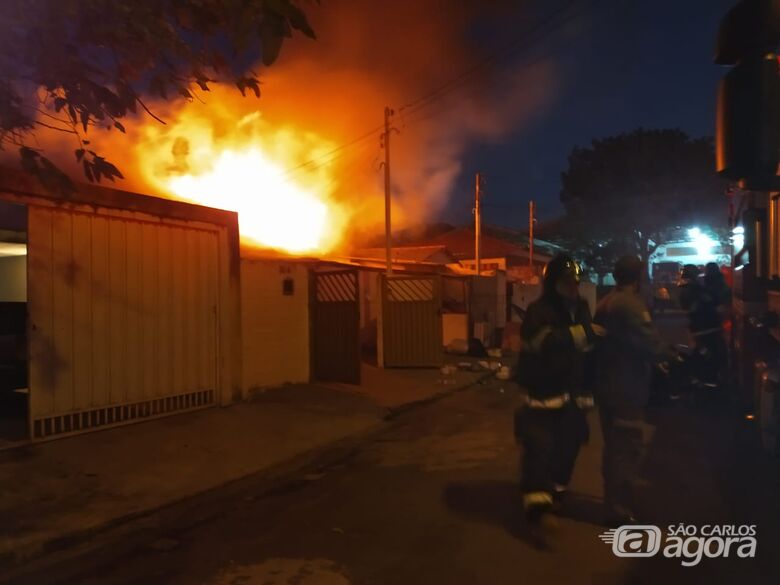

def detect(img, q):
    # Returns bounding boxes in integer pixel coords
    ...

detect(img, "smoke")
[28,0,559,251]
[259,0,559,244]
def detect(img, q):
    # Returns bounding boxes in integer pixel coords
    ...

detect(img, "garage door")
[27,206,220,439]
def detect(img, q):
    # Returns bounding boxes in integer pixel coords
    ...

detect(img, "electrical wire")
[275,0,596,180]
[276,123,385,179]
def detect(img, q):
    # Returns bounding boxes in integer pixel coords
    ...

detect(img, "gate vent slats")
[32,389,215,439]
[316,272,357,302]
[387,278,434,302]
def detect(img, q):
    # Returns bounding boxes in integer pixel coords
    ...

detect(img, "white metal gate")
[27,206,220,439]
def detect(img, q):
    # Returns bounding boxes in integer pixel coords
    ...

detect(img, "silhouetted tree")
[0,0,315,190]
[558,128,728,275]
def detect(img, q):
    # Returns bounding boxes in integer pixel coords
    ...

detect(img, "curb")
[0,372,494,583]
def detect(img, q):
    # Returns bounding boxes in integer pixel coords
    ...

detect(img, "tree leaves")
[266,0,316,39]
[20,146,75,197]
[1,0,317,186]
[236,76,261,97]
[557,128,727,268]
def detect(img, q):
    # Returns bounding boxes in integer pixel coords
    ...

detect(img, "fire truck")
[717,0,780,454]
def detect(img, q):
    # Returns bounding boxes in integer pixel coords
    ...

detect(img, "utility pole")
[384,107,394,275]
[475,172,482,276]
[529,200,535,271]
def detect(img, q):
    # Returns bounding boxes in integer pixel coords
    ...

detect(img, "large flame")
[137,107,350,255]
[28,0,557,256]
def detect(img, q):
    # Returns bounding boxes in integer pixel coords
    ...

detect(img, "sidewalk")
[0,362,486,571]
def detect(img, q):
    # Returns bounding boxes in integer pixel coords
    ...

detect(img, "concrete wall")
[470,273,507,346]
[241,259,310,392]
[359,270,380,349]
[0,255,26,301]
[443,313,468,346]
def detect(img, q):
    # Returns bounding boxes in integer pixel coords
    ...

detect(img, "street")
[6,318,780,585]
[1,1,778,583]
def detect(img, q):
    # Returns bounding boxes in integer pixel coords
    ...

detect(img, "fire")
[136,104,349,255]
[166,148,334,253]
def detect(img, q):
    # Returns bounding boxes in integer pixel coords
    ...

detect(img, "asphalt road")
[8,316,780,585]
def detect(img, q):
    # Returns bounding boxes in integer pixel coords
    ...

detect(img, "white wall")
[241,259,310,392]
[0,255,26,301]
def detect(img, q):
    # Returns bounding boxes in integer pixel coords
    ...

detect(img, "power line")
[277,123,385,179]
[281,0,588,177]
[277,0,602,181]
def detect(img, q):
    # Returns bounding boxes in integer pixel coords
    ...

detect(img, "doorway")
[0,200,28,445]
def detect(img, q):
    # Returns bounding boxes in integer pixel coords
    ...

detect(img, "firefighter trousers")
[599,404,646,517]
[514,403,589,507]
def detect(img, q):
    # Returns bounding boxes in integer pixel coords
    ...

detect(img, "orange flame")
[136,103,350,255]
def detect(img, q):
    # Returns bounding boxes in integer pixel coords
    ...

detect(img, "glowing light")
[732,226,745,252]
[688,227,715,259]
[745,414,755,421]
[0,242,26,257]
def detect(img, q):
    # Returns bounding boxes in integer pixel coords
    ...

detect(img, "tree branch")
[135,95,167,125]
[34,120,78,134]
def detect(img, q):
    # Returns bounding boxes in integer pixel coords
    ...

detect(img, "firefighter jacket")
[593,286,674,412]
[517,293,597,409]
[679,281,721,337]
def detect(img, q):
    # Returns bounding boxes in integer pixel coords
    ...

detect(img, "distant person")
[679,264,724,387]
[702,262,731,384]
[515,254,603,547]
[704,262,732,318]
[593,255,675,526]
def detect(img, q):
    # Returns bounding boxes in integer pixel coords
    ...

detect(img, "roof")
[327,257,455,275]
[350,245,455,264]
[418,226,552,262]
[239,245,319,262]
[0,167,239,229]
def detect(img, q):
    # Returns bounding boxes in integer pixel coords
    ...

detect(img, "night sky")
[452,0,737,228]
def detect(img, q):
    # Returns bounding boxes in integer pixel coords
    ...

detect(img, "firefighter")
[515,254,602,545]
[703,262,731,385]
[679,263,724,387]
[594,255,675,525]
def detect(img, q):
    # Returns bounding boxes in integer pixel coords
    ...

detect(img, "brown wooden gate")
[311,269,361,384]
[381,274,442,367]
